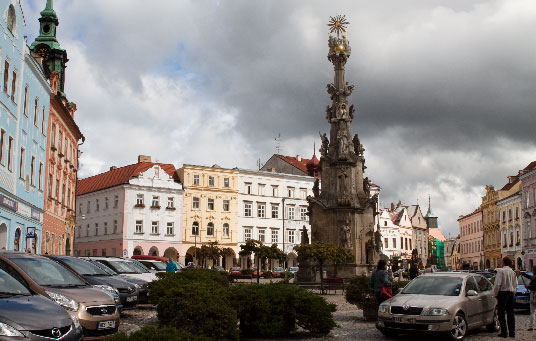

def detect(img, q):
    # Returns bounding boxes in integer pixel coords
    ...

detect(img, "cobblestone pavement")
[117,295,534,340]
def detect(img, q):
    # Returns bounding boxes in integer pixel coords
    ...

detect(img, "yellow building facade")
[177,165,239,269]
[482,185,501,269]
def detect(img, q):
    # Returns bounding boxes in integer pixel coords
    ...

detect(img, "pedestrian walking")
[165,257,178,273]
[369,259,392,304]
[520,265,536,332]
[493,257,517,338]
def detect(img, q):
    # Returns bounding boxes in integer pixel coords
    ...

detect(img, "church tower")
[30,0,68,96]
[305,16,380,278]
[425,195,438,229]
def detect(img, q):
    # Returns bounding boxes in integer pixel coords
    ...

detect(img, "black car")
[0,266,83,340]
[84,259,150,304]
[49,256,139,310]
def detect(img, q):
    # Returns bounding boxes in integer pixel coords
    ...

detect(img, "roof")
[406,205,418,218]
[276,154,311,174]
[523,161,536,172]
[428,228,446,242]
[77,162,177,196]
[457,207,482,221]
[500,177,519,191]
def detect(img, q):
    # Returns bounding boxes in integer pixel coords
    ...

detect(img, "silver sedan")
[376,272,499,340]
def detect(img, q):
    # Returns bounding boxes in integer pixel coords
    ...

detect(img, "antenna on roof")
[275,133,283,154]
[257,158,264,170]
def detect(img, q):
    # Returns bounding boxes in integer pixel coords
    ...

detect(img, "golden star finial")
[328,15,349,38]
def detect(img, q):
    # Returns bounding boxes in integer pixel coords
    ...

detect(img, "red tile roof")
[77,162,177,196]
[276,154,311,174]
[429,228,446,242]
[523,161,536,172]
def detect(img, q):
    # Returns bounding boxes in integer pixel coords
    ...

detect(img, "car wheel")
[449,313,467,340]
[486,307,500,332]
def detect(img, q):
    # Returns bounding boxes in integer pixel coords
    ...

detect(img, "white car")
[85,257,157,282]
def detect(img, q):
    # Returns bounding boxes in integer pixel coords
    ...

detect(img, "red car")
[252,267,263,277]
[230,267,242,276]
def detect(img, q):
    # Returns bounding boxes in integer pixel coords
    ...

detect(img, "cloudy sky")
[22,0,536,238]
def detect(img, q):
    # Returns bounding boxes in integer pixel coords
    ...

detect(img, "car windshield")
[10,257,86,287]
[90,261,118,275]
[127,261,149,273]
[0,268,31,296]
[290,267,299,271]
[144,261,166,271]
[58,257,109,276]
[274,267,284,272]
[402,276,462,296]
[103,260,138,274]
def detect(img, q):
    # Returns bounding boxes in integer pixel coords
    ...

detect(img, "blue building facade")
[0,1,51,253]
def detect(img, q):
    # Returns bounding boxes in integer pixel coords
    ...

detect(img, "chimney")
[110,166,117,171]
[296,155,302,162]
[138,155,152,163]
[390,202,395,211]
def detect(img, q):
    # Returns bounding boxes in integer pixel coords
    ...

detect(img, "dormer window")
[7,5,16,34]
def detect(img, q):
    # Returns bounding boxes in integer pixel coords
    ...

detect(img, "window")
[136,194,144,205]
[30,156,35,186]
[401,237,404,249]
[192,197,199,209]
[19,147,24,179]
[11,70,16,102]
[48,174,53,198]
[272,186,278,196]
[258,229,265,242]
[288,230,295,243]
[58,131,62,155]
[104,197,109,210]
[257,203,265,218]
[0,129,4,164]
[223,177,229,187]
[300,207,308,220]
[207,198,214,210]
[409,239,412,250]
[135,220,143,234]
[207,222,214,236]
[223,223,229,237]
[166,222,174,235]
[244,203,252,217]
[246,183,251,194]
[515,207,519,219]
[51,124,56,148]
[114,195,119,208]
[223,199,230,211]
[78,203,82,214]
[151,221,159,234]
[95,199,99,211]
[208,176,215,186]
[287,187,295,198]
[271,230,278,243]
[154,167,159,177]
[508,209,512,221]
[61,184,65,205]
[193,174,199,185]
[384,238,388,248]
[287,206,295,220]
[41,106,46,134]
[86,224,89,237]
[384,221,387,226]
[192,222,199,235]
[258,184,265,195]
[300,188,307,199]
[167,197,174,208]
[7,5,15,33]
[271,204,279,218]
[392,238,396,249]
[95,223,99,236]
[152,196,160,207]
[104,222,108,235]
[34,98,39,126]
[4,60,9,93]
[244,228,252,241]
[23,85,28,116]
[113,220,118,234]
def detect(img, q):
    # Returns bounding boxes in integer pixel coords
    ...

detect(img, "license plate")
[393,316,415,324]
[97,320,115,330]
[516,297,528,303]
[126,296,137,302]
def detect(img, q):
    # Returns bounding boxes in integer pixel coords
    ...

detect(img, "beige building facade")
[458,208,483,270]
[177,165,239,269]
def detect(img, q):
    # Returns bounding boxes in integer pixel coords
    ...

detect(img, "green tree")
[239,239,262,283]
[294,242,353,293]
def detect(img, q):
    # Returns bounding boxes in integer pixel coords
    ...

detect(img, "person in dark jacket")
[369,259,392,304]
[409,264,419,280]
[520,265,536,331]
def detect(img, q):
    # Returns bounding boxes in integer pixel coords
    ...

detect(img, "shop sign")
[0,194,17,211]
[31,208,41,221]
[26,227,36,239]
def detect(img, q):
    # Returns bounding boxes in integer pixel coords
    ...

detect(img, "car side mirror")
[466,290,478,297]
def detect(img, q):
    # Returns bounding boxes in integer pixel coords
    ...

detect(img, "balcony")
[134,203,145,208]
[165,206,176,211]
[150,205,161,210]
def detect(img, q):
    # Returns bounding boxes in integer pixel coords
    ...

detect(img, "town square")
[0,1,535,340]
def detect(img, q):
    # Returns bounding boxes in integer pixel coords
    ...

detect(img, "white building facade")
[379,207,414,261]
[75,160,184,261]
[237,169,314,268]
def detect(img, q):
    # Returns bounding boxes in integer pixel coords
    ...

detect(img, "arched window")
[207,222,214,236]
[223,223,229,237]
[7,5,16,34]
[192,221,199,235]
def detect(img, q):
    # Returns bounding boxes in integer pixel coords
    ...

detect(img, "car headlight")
[45,290,79,311]
[94,284,119,296]
[132,283,140,289]
[423,308,449,316]
[378,304,390,314]
[0,322,24,337]
[69,314,81,329]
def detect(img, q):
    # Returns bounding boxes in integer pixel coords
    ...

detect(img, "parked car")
[131,255,169,263]
[229,267,242,277]
[85,259,150,304]
[251,267,263,277]
[132,259,167,273]
[515,272,533,310]
[0,265,84,340]
[272,267,284,278]
[0,252,120,339]
[49,256,139,311]
[289,266,299,276]
[84,257,157,282]
[376,272,498,340]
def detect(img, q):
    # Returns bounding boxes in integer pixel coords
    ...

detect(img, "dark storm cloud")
[21,0,536,236]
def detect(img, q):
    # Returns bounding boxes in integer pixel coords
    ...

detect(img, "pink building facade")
[458,208,483,270]
[521,161,536,271]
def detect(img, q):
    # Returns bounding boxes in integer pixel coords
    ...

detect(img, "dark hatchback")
[0,267,83,340]
[85,259,150,304]
[49,256,139,310]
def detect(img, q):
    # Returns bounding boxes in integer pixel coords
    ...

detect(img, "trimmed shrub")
[230,283,336,338]
[263,270,272,278]
[109,326,210,341]
[345,275,377,310]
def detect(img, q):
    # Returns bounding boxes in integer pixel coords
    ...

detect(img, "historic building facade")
[177,164,238,268]
[458,207,483,270]
[0,1,50,253]
[498,190,523,270]
[426,199,446,268]
[75,156,184,260]
[482,185,502,269]
[521,161,536,271]
[30,0,84,256]
[406,204,428,266]
[237,168,314,268]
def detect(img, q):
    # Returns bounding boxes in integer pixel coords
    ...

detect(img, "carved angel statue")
[363,177,370,194]
[340,222,352,251]
[319,133,329,156]
[349,104,355,120]
[325,106,332,121]
[312,179,320,198]
[301,226,310,245]
[337,130,349,158]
